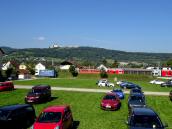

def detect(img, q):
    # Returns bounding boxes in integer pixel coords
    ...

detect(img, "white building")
[97,64,108,72]
[60,61,73,70]
[2,61,11,70]
[35,63,46,75]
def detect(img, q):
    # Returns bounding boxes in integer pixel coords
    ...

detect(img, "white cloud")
[34,36,46,41]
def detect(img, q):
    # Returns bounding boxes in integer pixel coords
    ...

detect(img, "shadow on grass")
[50,96,58,101]
[72,121,80,129]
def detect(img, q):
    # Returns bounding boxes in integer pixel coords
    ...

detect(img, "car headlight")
[30,125,34,129]
[54,126,60,129]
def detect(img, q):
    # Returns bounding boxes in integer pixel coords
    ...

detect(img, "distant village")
[1,47,172,80]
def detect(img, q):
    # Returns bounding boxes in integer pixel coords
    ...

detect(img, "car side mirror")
[63,117,67,122]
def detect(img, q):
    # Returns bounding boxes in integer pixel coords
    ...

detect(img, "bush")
[100,68,108,78]
[69,65,78,77]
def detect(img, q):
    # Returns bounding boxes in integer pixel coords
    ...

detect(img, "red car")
[31,105,73,129]
[0,81,14,91]
[101,92,121,110]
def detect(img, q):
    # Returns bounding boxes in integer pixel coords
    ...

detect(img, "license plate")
[106,105,111,108]
[28,100,33,102]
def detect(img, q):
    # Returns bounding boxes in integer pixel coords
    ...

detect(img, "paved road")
[15,85,169,96]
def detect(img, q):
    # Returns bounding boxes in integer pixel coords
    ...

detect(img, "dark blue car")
[120,82,141,89]
[111,89,125,99]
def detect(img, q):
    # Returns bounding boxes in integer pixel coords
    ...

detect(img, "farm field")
[14,77,172,92]
[0,89,172,129]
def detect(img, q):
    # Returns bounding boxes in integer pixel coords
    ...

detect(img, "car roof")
[33,85,50,89]
[132,107,156,116]
[112,89,122,92]
[43,105,70,112]
[0,104,32,111]
[130,93,144,97]
[0,81,13,84]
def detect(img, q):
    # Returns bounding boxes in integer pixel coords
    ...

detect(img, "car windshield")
[113,90,122,92]
[132,89,141,93]
[130,96,144,102]
[32,89,46,93]
[131,115,162,128]
[0,110,10,120]
[104,95,116,100]
[37,112,61,123]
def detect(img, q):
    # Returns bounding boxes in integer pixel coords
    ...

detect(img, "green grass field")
[0,89,172,129]
[14,77,172,92]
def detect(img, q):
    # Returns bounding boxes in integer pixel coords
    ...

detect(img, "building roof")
[123,68,152,72]
[60,61,73,65]
[0,48,5,56]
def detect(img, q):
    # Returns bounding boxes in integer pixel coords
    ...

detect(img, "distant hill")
[1,46,172,63]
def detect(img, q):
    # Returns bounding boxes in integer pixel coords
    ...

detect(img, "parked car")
[130,88,144,95]
[169,90,172,101]
[0,81,14,91]
[150,80,165,85]
[96,79,108,84]
[98,81,114,87]
[161,80,172,87]
[31,105,73,129]
[25,85,51,103]
[111,89,125,99]
[0,104,36,129]
[116,80,126,85]
[126,107,168,129]
[128,94,146,112]
[120,82,141,89]
[100,92,121,110]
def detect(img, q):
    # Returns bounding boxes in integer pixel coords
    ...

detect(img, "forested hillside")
[1,46,172,63]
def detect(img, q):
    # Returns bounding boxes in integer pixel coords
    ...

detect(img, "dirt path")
[15,85,169,96]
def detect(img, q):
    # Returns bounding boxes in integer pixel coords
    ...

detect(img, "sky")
[0,0,172,53]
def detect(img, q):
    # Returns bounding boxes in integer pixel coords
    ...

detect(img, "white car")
[149,80,165,85]
[116,80,125,85]
[98,81,114,87]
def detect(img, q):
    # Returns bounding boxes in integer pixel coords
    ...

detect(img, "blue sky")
[0,0,172,53]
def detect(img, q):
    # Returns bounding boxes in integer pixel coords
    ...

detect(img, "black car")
[169,90,172,101]
[0,104,36,129]
[25,85,51,103]
[128,94,146,112]
[126,107,168,129]
[161,80,172,87]
[120,82,141,89]
[130,88,144,95]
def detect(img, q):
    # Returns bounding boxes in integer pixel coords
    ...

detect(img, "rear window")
[37,112,61,123]
[103,95,116,100]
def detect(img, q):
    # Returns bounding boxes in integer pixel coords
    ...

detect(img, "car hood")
[129,101,145,107]
[102,99,119,105]
[27,92,41,97]
[34,122,60,129]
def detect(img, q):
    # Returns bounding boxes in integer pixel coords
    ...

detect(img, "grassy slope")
[0,90,172,129]
[14,77,172,92]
